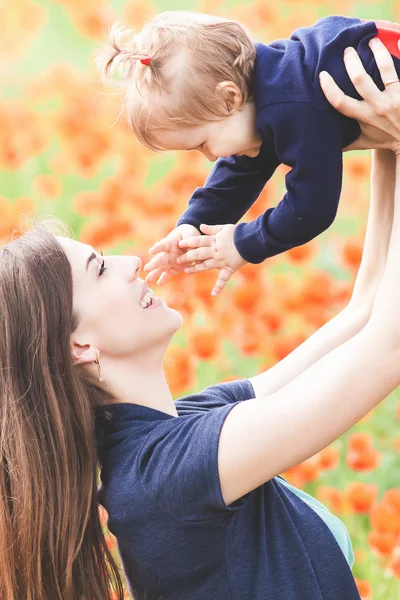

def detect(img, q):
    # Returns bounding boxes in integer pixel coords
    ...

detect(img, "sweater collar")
[252,41,285,113]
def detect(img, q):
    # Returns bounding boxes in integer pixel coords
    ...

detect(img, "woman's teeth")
[140,290,157,309]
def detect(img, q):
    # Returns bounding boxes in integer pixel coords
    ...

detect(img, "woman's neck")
[99,347,178,416]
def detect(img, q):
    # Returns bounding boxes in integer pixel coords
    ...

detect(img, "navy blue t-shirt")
[96,379,361,600]
[177,16,400,263]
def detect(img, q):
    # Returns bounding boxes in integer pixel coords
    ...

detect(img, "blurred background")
[2,0,400,598]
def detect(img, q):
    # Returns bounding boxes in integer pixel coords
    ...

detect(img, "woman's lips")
[140,282,149,301]
[145,297,163,310]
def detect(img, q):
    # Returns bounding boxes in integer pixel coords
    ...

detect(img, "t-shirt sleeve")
[204,378,256,404]
[138,402,251,523]
[176,378,256,413]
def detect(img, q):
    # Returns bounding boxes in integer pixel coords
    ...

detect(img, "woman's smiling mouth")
[140,283,161,309]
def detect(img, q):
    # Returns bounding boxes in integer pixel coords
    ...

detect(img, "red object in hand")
[376,20,400,59]
[140,57,152,66]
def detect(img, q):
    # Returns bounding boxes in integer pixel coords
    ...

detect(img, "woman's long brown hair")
[0,217,126,600]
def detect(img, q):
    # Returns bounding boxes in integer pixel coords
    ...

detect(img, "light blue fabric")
[278,477,354,567]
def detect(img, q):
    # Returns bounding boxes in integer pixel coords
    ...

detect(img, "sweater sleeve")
[176,139,281,230]
[233,103,344,263]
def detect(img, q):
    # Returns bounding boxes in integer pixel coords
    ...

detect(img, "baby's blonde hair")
[96,11,256,150]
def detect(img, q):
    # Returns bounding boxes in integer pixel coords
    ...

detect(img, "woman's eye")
[99,260,107,276]
[99,251,107,277]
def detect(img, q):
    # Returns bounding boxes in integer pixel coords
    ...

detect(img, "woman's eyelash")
[99,250,107,276]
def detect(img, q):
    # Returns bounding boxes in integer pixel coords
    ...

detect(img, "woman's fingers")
[320,38,400,150]
[369,38,399,90]
[368,39,400,129]
[319,70,365,118]
[321,43,390,118]
[344,46,382,103]
[370,38,400,131]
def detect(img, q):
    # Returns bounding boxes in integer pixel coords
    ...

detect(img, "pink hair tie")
[140,57,152,66]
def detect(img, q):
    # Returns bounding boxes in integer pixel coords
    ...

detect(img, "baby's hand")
[177,223,247,296]
[144,224,201,285]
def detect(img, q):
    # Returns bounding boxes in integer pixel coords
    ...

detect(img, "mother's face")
[57,237,182,359]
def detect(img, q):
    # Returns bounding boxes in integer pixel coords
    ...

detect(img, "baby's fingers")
[157,269,179,285]
[178,246,213,264]
[144,253,171,272]
[184,258,218,274]
[145,267,167,284]
[178,234,213,250]
[199,223,225,235]
[149,238,172,255]
[211,267,234,297]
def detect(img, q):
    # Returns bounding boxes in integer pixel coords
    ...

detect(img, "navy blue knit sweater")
[177,16,400,263]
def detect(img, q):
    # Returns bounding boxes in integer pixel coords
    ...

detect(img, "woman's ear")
[216,81,243,112]
[71,341,99,366]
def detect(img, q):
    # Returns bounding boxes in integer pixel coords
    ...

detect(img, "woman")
[1,43,400,600]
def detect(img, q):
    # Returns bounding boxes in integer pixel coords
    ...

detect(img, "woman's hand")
[319,37,400,154]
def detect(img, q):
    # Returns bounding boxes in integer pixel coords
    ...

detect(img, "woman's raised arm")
[219,157,400,507]
[218,45,400,507]
[250,40,397,399]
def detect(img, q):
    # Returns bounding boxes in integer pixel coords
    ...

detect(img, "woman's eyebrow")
[85,251,97,273]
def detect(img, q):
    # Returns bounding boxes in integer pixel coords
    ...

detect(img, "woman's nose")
[130,257,142,281]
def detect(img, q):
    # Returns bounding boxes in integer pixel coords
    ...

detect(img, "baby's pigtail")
[95,22,152,86]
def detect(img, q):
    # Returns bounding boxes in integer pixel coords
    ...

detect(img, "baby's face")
[153,101,263,162]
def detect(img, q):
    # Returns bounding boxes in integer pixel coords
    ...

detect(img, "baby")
[97,12,400,295]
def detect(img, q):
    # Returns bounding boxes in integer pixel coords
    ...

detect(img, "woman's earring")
[94,354,105,383]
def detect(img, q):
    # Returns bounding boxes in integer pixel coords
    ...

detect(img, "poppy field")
[2,0,400,598]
